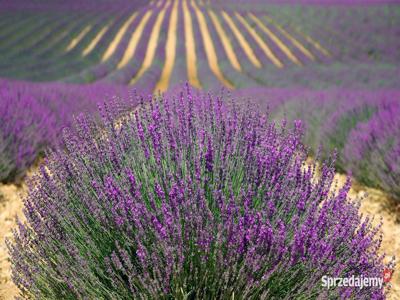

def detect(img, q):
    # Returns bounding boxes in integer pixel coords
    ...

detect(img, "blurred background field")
[0,0,399,299]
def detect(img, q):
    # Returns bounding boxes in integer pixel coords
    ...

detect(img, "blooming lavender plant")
[344,101,400,199]
[0,81,56,182]
[8,85,388,299]
[0,79,133,182]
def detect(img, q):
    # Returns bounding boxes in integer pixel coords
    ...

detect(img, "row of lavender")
[0,79,136,183]
[2,79,399,203]
[3,1,399,90]
[8,86,390,298]
[234,88,400,200]
[211,3,400,65]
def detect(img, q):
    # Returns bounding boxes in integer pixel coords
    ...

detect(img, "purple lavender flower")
[0,79,134,182]
[8,85,389,299]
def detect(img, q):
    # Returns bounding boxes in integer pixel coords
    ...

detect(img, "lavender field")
[0,0,399,299]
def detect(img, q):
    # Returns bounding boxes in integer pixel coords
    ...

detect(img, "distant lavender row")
[0,79,135,182]
[233,88,400,200]
[209,0,400,6]
[0,0,148,13]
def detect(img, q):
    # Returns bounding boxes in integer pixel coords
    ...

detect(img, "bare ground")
[0,171,399,299]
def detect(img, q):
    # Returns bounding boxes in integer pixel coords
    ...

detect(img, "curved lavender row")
[0,14,55,55]
[67,4,157,84]
[0,13,102,77]
[233,87,400,200]
[213,8,265,84]
[187,0,222,91]
[201,6,259,88]
[232,63,400,89]
[8,85,388,299]
[0,0,148,13]
[168,0,188,89]
[223,7,287,70]
[0,14,22,38]
[102,3,164,85]
[132,1,173,94]
[86,8,149,82]
[344,101,400,199]
[63,11,135,83]
[262,5,400,64]
[209,0,399,9]
[8,13,116,82]
[0,79,135,182]
[249,10,328,64]
[0,12,57,42]
[0,81,56,182]
[0,13,81,65]
[3,8,124,74]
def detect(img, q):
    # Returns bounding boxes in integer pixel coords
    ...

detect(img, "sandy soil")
[335,173,400,299]
[0,183,26,300]
[0,170,399,299]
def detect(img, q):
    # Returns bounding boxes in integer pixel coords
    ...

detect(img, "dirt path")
[0,172,399,299]
[0,183,26,300]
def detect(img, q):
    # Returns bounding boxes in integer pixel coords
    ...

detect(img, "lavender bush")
[8,86,389,299]
[0,79,133,182]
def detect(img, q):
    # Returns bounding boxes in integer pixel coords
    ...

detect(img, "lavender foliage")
[234,88,400,200]
[8,86,388,299]
[0,79,133,182]
[344,101,400,199]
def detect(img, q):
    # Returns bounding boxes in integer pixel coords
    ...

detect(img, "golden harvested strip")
[248,13,301,66]
[117,11,153,70]
[101,12,138,62]
[154,0,179,93]
[65,25,92,52]
[235,12,283,68]
[293,25,331,57]
[208,9,241,72]
[82,22,111,57]
[191,1,234,89]
[263,15,317,60]
[221,11,261,68]
[130,1,170,85]
[182,0,201,89]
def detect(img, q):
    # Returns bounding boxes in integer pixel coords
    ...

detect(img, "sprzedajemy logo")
[321,269,394,290]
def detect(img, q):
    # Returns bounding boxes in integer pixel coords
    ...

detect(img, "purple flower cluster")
[233,87,400,201]
[0,80,56,182]
[8,85,389,299]
[0,79,134,182]
[344,101,400,199]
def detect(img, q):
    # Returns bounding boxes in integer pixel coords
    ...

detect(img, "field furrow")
[130,1,170,86]
[101,12,138,62]
[261,15,316,62]
[65,25,93,52]
[154,0,179,93]
[221,10,262,69]
[208,9,242,72]
[191,0,233,89]
[249,13,302,66]
[183,0,201,89]
[0,14,40,44]
[117,10,153,70]
[235,12,283,68]
[82,21,112,57]
[130,1,172,93]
